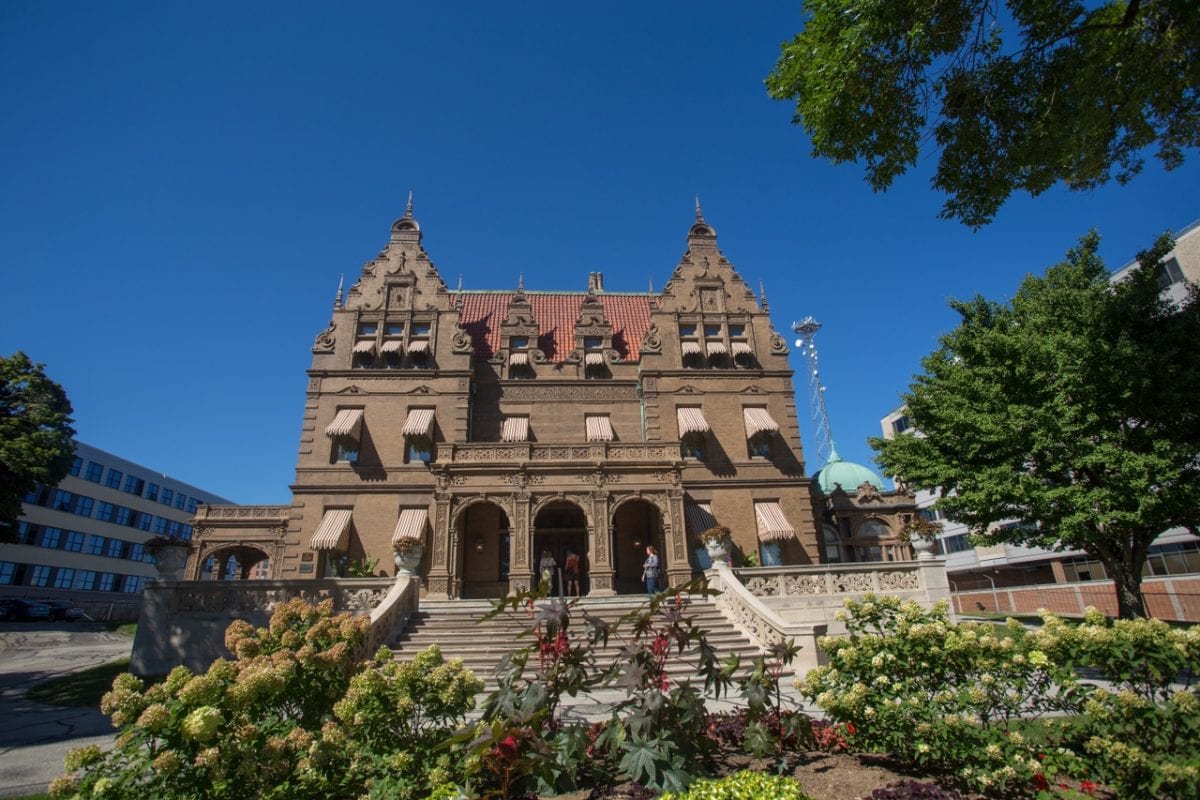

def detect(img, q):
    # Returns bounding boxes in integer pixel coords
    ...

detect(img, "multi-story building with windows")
[1,441,233,617]
[189,204,835,597]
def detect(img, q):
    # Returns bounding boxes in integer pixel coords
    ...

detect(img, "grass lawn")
[27,658,131,708]
[104,622,137,637]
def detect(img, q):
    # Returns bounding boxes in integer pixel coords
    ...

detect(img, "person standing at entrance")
[539,549,557,593]
[564,550,581,597]
[642,545,660,595]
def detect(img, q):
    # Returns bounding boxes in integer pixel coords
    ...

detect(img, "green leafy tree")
[1,352,75,540]
[872,233,1200,618]
[766,0,1200,227]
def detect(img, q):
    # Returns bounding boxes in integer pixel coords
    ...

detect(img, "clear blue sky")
[2,2,1196,504]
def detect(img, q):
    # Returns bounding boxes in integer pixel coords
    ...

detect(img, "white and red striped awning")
[380,340,404,353]
[402,408,435,437]
[585,415,614,442]
[705,341,727,355]
[509,351,529,365]
[681,341,702,355]
[732,342,752,355]
[391,508,429,544]
[501,417,529,442]
[407,339,430,353]
[325,409,364,440]
[743,408,780,438]
[754,502,795,542]
[311,509,353,551]
[684,501,717,535]
[584,352,605,365]
[677,407,710,435]
[352,339,376,354]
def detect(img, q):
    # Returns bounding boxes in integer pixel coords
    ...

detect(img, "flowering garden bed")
[49,587,1197,800]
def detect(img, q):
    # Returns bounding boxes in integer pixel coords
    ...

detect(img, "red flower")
[845,722,856,735]
[1080,780,1097,796]
[1032,774,1049,791]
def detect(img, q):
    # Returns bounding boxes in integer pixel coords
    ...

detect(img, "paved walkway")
[0,623,130,798]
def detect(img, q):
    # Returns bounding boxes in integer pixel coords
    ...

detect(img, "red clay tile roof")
[457,293,657,363]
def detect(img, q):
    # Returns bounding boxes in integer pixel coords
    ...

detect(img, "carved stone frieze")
[499,384,636,402]
[312,322,336,353]
[639,323,662,354]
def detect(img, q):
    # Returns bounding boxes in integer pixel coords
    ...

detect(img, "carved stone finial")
[457,273,463,292]
[517,272,524,292]
[334,274,344,310]
[759,280,769,313]
[695,194,704,222]
[405,190,414,217]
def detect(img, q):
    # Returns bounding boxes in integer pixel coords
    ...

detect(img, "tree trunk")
[1111,561,1148,619]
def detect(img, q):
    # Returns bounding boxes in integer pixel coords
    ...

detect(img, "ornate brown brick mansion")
[186,201,915,599]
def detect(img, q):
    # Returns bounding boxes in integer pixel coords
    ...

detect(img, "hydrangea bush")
[658,769,815,800]
[51,598,482,800]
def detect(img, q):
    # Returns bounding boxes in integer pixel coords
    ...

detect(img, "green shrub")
[50,599,481,800]
[659,769,815,800]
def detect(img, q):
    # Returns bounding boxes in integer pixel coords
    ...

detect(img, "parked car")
[41,600,86,621]
[0,597,52,621]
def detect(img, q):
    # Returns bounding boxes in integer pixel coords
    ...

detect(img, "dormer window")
[681,340,704,369]
[352,339,376,369]
[584,351,610,379]
[510,336,529,350]
[584,336,603,350]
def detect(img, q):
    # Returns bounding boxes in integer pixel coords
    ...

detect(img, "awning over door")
[754,502,796,542]
[501,417,529,442]
[743,408,780,438]
[325,409,364,440]
[310,509,353,551]
[677,407,710,435]
[391,508,429,544]
[402,408,435,437]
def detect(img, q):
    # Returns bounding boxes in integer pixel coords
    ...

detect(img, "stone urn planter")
[911,536,936,561]
[700,525,732,565]
[393,540,425,575]
[147,538,189,581]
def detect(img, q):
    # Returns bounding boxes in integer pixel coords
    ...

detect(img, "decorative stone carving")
[768,327,788,355]
[639,323,662,354]
[857,482,884,503]
[450,324,473,354]
[832,571,875,593]
[500,385,636,402]
[312,322,336,353]
[878,570,920,590]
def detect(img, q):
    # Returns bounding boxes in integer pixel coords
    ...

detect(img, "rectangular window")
[406,440,432,464]
[138,513,154,531]
[584,336,603,349]
[75,497,94,518]
[123,475,145,495]
[181,524,193,540]
[358,322,378,335]
[678,324,696,337]
[85,462,104,482]
[0,561,17,584]
[30,565,52,587]
[115,506,133,526]
[54,568,75,589]
[40,527,62,549]
[411,322,431,336]
[122,576,142,594]
[69,456,82,477]
[75,570,96,591]
[892,416,911,434]
[86,535,106,555]
[153,517,168,534]
[98,573,115,592]
[96,501,115,522]
[186,497,198,514]
[16,521,32,544]
[160,488,174,506]
[335,441,359,464]
[106,539,126,559]
[728,325,745,338]
[385,322,404,335]
[130,543,146,562]
[168,520,182,537]
[175,493,187,510]
[64,530,85,552]
[704,324,721,338]
[145,482,159,501]
[509,336,529,350]
[53,489,73,511]
[105,468,123,489]
[1157,257,1185,289]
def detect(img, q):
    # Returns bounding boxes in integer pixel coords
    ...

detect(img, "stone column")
[664,488,691,588]
[426,491,453,599]
[587,491,615,596]
[507,491,534,593]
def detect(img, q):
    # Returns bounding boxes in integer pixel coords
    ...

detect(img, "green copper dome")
[814,448,886,495]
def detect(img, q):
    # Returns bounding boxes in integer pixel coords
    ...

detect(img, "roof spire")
[456,273,463,293]
[759,280,770,313]
[517,272,524,292]
[695,194,704,222]
[405,190,414,218]
[334,274,344,309]
[648,276,654,293]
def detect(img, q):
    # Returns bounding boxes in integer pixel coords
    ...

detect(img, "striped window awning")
[743,408,780,438]
[585,415,614,442]
[684,501,718,535]
[325,408,364,440]
[352,339,376,354]
[311,509,353,551]
[584,352,605,365]
[509,351,529,365]
[754,501,796,542]
[677,407,710,435]
[681,341,702,355]
[706,341,727,355]
[407,339,430,353]
[501,417,529,442]
[392,508,429,544]
[732,342,752,355]
[402,408,435,437]
[380,340,404,354]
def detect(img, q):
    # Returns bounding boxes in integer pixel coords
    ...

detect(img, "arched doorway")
[533,501,588,597]
[201,545,271,580]
[455,500,511,599]
[611,498,664,594]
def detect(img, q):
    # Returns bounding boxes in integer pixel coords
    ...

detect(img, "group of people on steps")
[537,544,661,595]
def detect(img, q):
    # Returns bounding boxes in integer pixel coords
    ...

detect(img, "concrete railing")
[131,577,405,676]
[436,441,680,465]
[357,576,419,661]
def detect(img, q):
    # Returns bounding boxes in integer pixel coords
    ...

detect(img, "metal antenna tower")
[792,316,837,465]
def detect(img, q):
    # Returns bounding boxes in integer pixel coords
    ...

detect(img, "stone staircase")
[389,595,765,691]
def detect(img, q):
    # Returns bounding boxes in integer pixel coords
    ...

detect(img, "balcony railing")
[436,442,680,464]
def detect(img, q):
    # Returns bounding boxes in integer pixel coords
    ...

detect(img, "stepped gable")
[657,201,762,316]
[458,292,657,362]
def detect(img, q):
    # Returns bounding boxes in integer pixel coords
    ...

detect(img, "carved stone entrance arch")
[187,505,290,580]
[450,496,514,599]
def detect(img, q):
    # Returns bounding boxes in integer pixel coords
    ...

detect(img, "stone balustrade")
[436,441,680,465]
